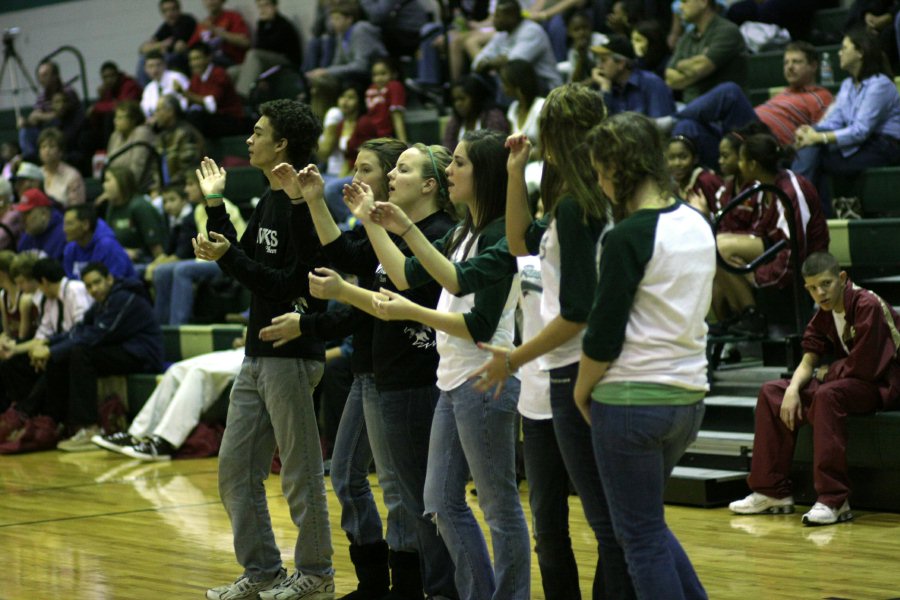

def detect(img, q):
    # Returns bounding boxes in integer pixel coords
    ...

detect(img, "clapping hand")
[196,157,226,199]
[308,267,346,300]
[370,202,413,236]
[192,231,231,261]
[371,288,415,321]
[342,181,378,224]
[259,312,302,347]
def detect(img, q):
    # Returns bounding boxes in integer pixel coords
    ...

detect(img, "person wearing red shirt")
[177,42,246,137]
[187,0,250,66]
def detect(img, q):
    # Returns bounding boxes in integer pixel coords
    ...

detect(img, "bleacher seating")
[811,7,850,35]
[119,324,244,420]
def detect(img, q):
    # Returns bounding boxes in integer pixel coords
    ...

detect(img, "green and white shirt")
[525,195,609,370]
[583,202,715,404]
[406,219,518,391]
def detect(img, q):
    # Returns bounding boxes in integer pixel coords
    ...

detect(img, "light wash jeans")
[153,259,221,325]
[217,356,332,581]
[330,373,414,550]
[423,377,529,600]
[590,400,707,600]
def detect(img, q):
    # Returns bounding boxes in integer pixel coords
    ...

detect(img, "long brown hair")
[539,83,609,221]
[443,130,508,259]
[586,112,671,219]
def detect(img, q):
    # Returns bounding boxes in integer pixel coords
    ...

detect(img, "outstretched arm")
[308,266,383,318]
[372,287,472,340]
[370,201,461,293]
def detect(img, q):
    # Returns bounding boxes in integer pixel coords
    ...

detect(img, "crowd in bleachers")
[1,0,900,599]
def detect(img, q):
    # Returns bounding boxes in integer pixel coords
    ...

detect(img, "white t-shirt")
[321,106,346,176]
[516,255,551,419]
[435,230,518,391]
[832,310,849,354]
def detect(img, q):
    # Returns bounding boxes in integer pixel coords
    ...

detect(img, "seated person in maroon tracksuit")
[729,252,900,526]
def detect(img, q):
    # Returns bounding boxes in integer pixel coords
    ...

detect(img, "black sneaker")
[121,436,175,461]
[729,307,767,338]
[91,431,137,455]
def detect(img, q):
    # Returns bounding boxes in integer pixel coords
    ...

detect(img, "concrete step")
[665,466,750,507]
[711,365,784,385]
[689,430,754,456]
[705,395,757,408]
[702,395,757,433]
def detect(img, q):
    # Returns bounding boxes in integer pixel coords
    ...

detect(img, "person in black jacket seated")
[227,0,303,98]
[191,99,336,600]
[40,261,164,452]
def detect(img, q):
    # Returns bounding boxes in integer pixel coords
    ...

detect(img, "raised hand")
[196,157,227,199]
[192,231,231,261]
[469,342,513,397]
[371,287,415,321]
[342,181,377,224]
[308,267,345,300]
[259,312,302,348]
[370,201,413,236]
[271,162,304,200]
[505,133,532,173]
[296,164,325,202]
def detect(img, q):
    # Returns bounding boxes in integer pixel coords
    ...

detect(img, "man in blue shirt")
[590,35,675,118]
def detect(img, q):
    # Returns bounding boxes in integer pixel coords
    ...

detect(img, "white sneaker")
[206,568,287,600]
[259,571,335,600]
[802,501,853,526]
[57,426,103,452]
[728,492,795,515]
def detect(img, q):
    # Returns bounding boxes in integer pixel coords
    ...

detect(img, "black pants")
[0,353,42,414]
[44,344,146,429]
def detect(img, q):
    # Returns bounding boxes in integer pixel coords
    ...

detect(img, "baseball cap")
[590,34,636,60]
[15,188,53,212]
[14,161,44,182]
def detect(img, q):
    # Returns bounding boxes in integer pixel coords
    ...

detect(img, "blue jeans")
[375,385,458,599]
[542,15,569,63]
[550,363,635,600]
[791,135,900,217]
[153,259,222,325]
[423,377,530,600]
[673,82,758,168]
[331,373,414,550]
[218,357,332,580]
[521,416,581,600]
[590,400,707,600]
[417,22,445,86]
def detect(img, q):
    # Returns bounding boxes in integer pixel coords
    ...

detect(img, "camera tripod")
[1,30,38,122]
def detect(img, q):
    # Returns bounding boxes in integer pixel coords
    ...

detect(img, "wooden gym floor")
[1,450,899,599]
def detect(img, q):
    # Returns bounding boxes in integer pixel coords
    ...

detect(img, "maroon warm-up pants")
[747,378,882,507]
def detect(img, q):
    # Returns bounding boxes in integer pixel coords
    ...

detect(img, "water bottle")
[820,52,835,86]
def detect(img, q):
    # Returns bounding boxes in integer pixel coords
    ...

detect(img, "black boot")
[343,540,391,599]
[387,550,424,600]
